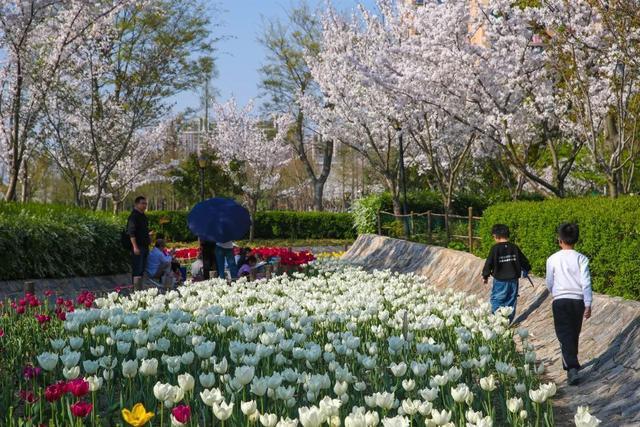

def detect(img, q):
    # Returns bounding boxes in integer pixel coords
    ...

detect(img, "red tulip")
[172,405,191,424]
[70,401,93,418]
[67,379,90,397]
[18,389,38,404]
[45,381,67,402]
[23,364,42,380]
[35,314,51,325]
[0,328,4,338]
[16,305,25,315]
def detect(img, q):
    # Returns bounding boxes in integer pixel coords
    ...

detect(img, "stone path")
[342,234,640,426]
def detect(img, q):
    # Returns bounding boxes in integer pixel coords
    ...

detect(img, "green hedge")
[478,197,640,300]
[0,203,355,280]
[0,203,129,281]
[253,211,355,240]
[128,210,356,241]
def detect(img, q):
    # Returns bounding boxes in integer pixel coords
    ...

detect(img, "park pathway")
[342,234,640,426]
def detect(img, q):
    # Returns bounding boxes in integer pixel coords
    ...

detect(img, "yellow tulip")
[122,403,154,427]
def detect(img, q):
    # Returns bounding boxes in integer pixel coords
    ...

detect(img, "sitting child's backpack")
[120,229,132,251]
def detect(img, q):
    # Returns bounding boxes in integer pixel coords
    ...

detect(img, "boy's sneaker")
[567,368,579,385]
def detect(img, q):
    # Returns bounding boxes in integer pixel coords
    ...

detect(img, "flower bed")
[1,261,600,426]
[174,246,316,267]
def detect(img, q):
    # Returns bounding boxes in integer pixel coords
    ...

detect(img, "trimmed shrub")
[478,196,640,300]
[123,210,356,241]
[253,211,355,240]
[0,203,129,281]
[0,203,355,280]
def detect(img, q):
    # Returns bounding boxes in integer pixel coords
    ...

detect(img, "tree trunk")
[4,166,19,201]
[391,194,402,216]
[249,199,258,242]
[20,161,29,203]
[313,180,325,211]
[607,179,619,198]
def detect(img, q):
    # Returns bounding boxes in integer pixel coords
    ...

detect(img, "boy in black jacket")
[482,224,531,323]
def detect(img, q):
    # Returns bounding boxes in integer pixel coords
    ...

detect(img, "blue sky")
[172,0,378,112]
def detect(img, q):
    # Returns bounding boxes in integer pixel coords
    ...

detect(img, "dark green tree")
[169,151,241,207]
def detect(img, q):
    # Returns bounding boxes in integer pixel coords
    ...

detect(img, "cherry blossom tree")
[540,0,640,197]
[103,121,175,213]
[210,98,292,240]
[307,2,411,216]
[39,0,214,209]
[0,0,136,201]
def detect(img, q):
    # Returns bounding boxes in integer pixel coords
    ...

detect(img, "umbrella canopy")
[187,198,251,243]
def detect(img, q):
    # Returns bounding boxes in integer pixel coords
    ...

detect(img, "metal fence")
[376,207,482,251]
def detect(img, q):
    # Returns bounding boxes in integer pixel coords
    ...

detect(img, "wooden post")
[377,211,382,235]
[410,211,415,236]
[24,281,35,295]
[468,206,473,251]
[427,211,432,244]
[445,211,450,245]
[265,264,272,279]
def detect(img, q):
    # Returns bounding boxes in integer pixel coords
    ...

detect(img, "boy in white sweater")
[546,223,592,385]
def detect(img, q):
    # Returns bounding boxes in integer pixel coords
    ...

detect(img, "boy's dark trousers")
[552,299,585,370]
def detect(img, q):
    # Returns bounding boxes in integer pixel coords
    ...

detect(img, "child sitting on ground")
[482,224,531,323]
[546,223,592,386]
[238,255,258,278]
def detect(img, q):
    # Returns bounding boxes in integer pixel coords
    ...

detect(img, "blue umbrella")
[187,198,251,242]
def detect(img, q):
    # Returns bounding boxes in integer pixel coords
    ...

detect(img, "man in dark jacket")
[127,196,151,291]
[482,224,531,323]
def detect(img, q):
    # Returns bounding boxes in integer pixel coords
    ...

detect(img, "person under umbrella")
[215,240,238,280]
[187,197,251,280]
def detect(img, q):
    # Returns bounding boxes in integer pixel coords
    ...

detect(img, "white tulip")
[213,401,234,421]
[63,366,80,380]
[242,400,258,416]
[381,416,408,427]
[235,365,256,386]
[450,383,471,403]
[389,362,407,377]
[529,388,547,404]
[154,382,173,401]
[419,387,439,402]
[401,379,415,392]
[200,372,216,388]
[507,397,523,413]
[260,413,278,427]
[574,406,601,427]
[140,358,159,377]
[85,375,103,392]
[214,357,228,374]
[178,373,195,392]
[429,409,452,426]
[200,388,224,406]
[334,381,348,396]
[299,406,324,427]
[121,359,138,379]
[479,375,496,392]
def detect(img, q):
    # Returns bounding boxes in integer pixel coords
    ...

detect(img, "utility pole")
[397,127,410,238]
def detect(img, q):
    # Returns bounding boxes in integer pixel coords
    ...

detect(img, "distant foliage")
[478,197,640,300]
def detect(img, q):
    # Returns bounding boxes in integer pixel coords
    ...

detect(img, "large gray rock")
[343,234,640,425]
